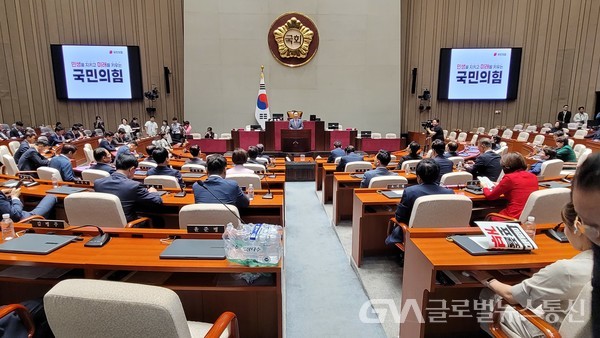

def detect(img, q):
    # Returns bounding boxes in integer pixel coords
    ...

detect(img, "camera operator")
[426,118,444,142]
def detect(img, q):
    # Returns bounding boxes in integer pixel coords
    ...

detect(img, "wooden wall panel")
[0,0,183,132]
[401,0,600,132]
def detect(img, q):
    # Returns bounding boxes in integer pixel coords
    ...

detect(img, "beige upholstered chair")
[344,161,373,173]
[334,157,342,164]
[443,130,449,138]
[512,124,523,131]
[2,154,19,176]
[573,144,587,159]
[139,161,158,169]
[390,154,397,162]
[568,138,575,147]
[81,169,110,183]
[219,133,232,140]
[400,159,421,173]
[573,129,588,139]
[179,204,241,229]
[561,148,592,176]
[447,131,457,141]
[0,146,11,173]
[144,175,180,189]
[567,122,579,130]
[255,157,269,165]
[539,127,550,134]
[469,134,479,145]
[487,188,570,224]
[8,141,20,155]
[371,132,382,139]
[493,146,508,156]
[44,279,238,338]
[488,128,499,136]
[500,129,513,139]
[191,133,203,139]
[243,163,266,173]
[537,159,564,179]
[476,127,485,134]
[440,172,473,186]
[456,132,468,143]
[83,147,94,165]
[385,133,397,139]
[181,164,206,173]
[447,156,464,167]
[226,173,261,189]
[64,192,150,228]
[368,176,408,188]
[542,122,553,128]
[516,131,530,142]
[37,167,63,181]
[525,125,537,132]
[531,134,545,146]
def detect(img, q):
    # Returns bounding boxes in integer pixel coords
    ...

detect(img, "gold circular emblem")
[268,13,319,67]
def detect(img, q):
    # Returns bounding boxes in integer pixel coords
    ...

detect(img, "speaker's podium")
[281,129,311,152]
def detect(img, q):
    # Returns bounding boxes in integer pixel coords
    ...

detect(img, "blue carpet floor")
[284,182,386,338]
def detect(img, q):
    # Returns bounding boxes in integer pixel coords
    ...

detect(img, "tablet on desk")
[380,190,404,199]
[450,235,530,256]
[46,186,88,195]
[0,234,77,255]
[159,239,226,260]
[181,173,206,179]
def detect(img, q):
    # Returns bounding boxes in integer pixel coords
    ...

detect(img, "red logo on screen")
[109,50,113,54]
[494,52,497,56]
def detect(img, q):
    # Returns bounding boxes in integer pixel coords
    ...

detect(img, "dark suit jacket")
[395,183,454,224]
[9,128,23,138]
[48,133,66,146]
[192,175,250,210]
[360,167,398,188]
[327,147,346,163]
[185,158,207,166]
[49,155,75,181]
[336,153,364,172]
[147,165,185,188]
[17,148,50,171]
[13,140,30,164]
[467,150,502,181]
[94,172,163,222]
[99,139,116,152]
[433,156,454,182]
[0,193,26,222]
[89,162,116,174]
[557,110,572,124]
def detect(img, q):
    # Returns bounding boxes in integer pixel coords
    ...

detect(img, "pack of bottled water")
[222,223,283,267]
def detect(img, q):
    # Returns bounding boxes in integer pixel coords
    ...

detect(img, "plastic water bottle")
[523,216,536,240]
[51,174,59,188]
[247,184,254,200]
[456,161,464,171]
[1,214,15,241]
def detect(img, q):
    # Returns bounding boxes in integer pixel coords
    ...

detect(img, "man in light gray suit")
[288,111,304,130]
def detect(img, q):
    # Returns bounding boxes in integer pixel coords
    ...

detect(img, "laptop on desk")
[46,186,88,195]
[0,234,77,255]
[159,239,226,260]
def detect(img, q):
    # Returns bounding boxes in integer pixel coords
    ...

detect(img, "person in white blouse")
[118,118,133,138]
[573,106,589,128]
[144,116,158,137]
[226,148,254,175]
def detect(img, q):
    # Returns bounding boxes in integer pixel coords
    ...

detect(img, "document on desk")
[475,222,538,250]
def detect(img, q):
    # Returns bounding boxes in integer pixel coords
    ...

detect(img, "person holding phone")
[0,186,57,222]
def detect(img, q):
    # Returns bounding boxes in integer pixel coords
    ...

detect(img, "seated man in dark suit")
[327,141,346,163]
[336,145,364,172]
[48,126,66,146]
[17,138,51,171]
[9,121,25,139]
[115,141,138,160]
[185,145,206,166]
[99,132,116,152]
[431,139,454,182]
[246,146,266,169]
[386,159,454,244]
[465,138,502,181]
[444,141,460,157]
[93,153,163,223]
[192,154,250,210]
[256,143,271,163]
[112,129,129,145]
[49,144,77,181]
[360,150,398,188]
[396,142,423,169]
[144,145,157,163]
[0,186,57,222]
[89,148,115,174]
[147,147,184,188]
[13,131,36,164]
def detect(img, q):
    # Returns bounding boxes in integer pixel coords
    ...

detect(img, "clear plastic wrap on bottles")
[222,223,283,267]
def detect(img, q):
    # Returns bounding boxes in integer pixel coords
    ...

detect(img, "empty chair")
[226,173,262,189]
[516,131,530,142]
[2,155,19,176]
[0,146,11,171]
[368,176,408,188]
[573,129,588,139]
[537,159,564,179]
[469,134,479,145]
[385,133,397,139]
[371,132,382,139]
[255,157,269,165]
[64,192,150,228]
[390,154,397,162]
[488,128,498,136]
[81,169,110,183]
[573,144,587,159]
[181,164,206,173]
[561,148,592,176]
[447,156,464,167]
[456,132,468,143]
[542,122,553,128]
[138,161,158,169]
[345,161,373,173]
[94,128,104,137]
[243,163,266,173]
[512,124,523,131]
[487,188,570,224]
[220,133,232,139]
[493,146,508,156]
[8,141,20,155]
[567,122,579,130]
[83,147,94,165]
[500,129,513,139]
[476,127,485,134]
[443,130,448,139]
[44,279,238,338]
[191,133,203,139]
[568,138,575,147]
[447,131,457,141]
[539,127,550,134]
[179,204,241,229]
[525,125,537,132]
[334,157,342,164]
[144,175,180,189]
[440,172,473,186]
[83,130,92,137]
[400,159,421,173]
[37,167,62,181]
[531,134,545,146]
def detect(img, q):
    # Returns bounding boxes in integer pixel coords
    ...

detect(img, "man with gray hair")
[465,138,502,181]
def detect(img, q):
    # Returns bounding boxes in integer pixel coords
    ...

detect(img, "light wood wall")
[0,0,183,132]
[401,0,600,132]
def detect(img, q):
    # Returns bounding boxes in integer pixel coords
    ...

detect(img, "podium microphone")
[197,181,246,225]
[68,224,111,247]
[262,173,274,199]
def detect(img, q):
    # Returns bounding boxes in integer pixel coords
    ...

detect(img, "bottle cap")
[527,216,535,222]
[2,214,9,219]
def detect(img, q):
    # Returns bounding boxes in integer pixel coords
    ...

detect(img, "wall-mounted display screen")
[51,44,143,100]
[437,48,522,100]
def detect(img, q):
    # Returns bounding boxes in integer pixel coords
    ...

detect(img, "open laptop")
[360,131,372,138]
[0,234,77,255]
[328,122,339,130]
[159,239,226,260]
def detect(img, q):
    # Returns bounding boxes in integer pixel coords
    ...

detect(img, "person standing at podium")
[289,111,304,130]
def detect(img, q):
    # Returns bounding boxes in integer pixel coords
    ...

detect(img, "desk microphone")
[68,224,110,247]
[197,181,246,225]
[262,173,274,199]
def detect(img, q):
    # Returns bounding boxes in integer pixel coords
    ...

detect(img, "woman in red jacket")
[481,152,539,220]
